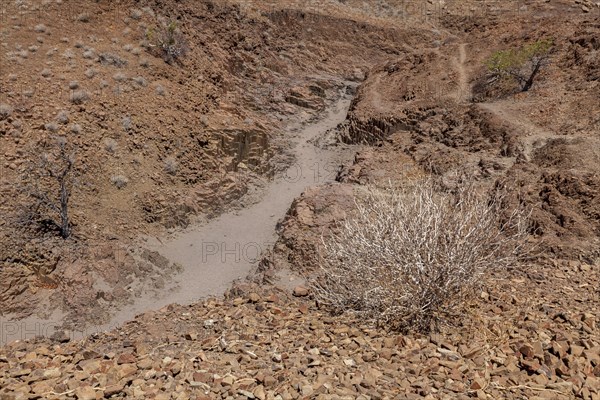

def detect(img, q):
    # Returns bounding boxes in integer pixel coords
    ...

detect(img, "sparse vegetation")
[77,13,91,23]
[34,24,46,33]
[147,21,189,64]
[113,72,127,82]
[111,174,129,189]
[56,111,69,124]
[310,180,530,333]
[104,138,118,153]
[84,68,97,79]
[70,124,81,134]
[130,9,143,20]
[164,156,178,175]
[132,76,147,87]
[122,116,133,131]
[20,137,76,239]
[98,52,128,67]
[62,49,75,59]
[0,103,13,120]
[41,68,52,77]
[485,38,554,92]
[44,122,59,132]
[70,90,89,104]
[82,49,95,59]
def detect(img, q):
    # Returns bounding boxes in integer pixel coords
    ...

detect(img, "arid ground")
[0,0,599,399]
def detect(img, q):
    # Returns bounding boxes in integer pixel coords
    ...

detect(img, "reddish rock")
[116,353,136,365]
[293,286,309,297]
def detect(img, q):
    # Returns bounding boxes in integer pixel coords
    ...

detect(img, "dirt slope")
[0,0,432,325]
[0,0,599,399]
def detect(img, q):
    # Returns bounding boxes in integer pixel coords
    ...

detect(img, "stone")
[470,377,486,390]
[42,368,61,379]
[520,344,535,359]
[248,293,261,303]
[75,385,96,400]
[117,353,136,364]
[293,286,309,297]
[253,385,267,400]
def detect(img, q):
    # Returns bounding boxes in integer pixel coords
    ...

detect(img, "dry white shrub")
[0,103,13,120]
[164,156,178,175]
[110,175,129,189]
[70,90,89,104]
[310,179,531,333]
[56,110,69,124]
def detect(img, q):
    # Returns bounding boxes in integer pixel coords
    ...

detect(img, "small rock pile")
[1,268,598,400]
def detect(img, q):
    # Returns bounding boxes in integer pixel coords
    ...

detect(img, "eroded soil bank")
[1,84,357,345]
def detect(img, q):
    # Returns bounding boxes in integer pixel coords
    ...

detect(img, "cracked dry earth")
[1,0,600,399]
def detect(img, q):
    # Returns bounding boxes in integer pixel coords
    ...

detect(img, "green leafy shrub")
[485,38,554,92]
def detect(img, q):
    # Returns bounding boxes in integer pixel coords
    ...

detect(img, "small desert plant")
[77,12,90,22]
[70,124,81,134]
[34,24,46,33]
[104,138,118,153]
[485,38,553,92]
[98,52,127,67]
[82,49,95,59]
[41,68,52,77]
[130,8,143,20]
[122,116,132,131]
[111,174,129,189]
[310,179,530,333]
[21,137,76,239]
[56,110,69,124]
[0,103,13,120]
[132,76,147,87]
[147,21,189,64]
[62,49,75,59]
[113,72,127,82]
[70,90,89,104]
[164,156,178,175]
[44,122,59,132]
[69,80,79,90]
[155,84,165,96]
[85,68,97,78]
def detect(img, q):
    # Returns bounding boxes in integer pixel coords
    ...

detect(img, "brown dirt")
[1,0,600,399]
[0,0,430,326]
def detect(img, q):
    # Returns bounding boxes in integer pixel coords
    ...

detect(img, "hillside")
[1,0,599,399]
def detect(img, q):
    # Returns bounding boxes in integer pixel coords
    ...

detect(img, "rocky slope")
[1,0,599,399]
[0,0,432,325]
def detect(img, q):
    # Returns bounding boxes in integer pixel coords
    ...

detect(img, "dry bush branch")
[19,137,76,239]
[309,179,531,333]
